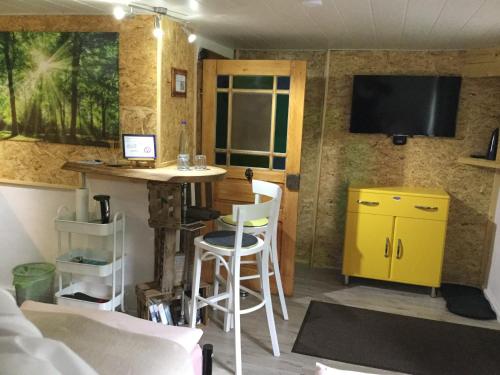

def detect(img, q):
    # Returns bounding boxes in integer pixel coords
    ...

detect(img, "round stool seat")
[203,230,258,248]
[221,214,269,228]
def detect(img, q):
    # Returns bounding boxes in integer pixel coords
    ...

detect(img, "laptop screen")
[122,134,156,160]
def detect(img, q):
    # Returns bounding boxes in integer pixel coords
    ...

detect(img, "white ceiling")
[1,0,500,50]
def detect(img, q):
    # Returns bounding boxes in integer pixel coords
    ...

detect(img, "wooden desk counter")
[62,161,227,297]
[62,161,227,184]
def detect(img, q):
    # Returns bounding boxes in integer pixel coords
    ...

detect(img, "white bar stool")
[215,179,288,322]
[190,193,281,375]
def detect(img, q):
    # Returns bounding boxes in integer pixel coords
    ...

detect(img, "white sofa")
[0,289,204,375]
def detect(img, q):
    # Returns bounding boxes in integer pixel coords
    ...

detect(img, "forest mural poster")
[0,32,119,147]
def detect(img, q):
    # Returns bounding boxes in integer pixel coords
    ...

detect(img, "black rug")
[441,283,496,320]
[292,301,500,375]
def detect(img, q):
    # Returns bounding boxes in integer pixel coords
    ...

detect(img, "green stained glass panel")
[217,75,229,88]
[215,152,227,165]
[274,94,289,153]
[230,154,269,168]
[277,76,290,90]
[216,92,228,149]
[233,76,273,90]
[273,157,286,170]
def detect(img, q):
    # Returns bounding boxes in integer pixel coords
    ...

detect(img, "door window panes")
[277,76,290,90]
[215,74,291,170]
[217,75,229,88]
[215,152,227,165]
[230,154,269,168]
[216,92,228,149]
[233,75,273,90]
[274,94,289,153]
[231,93,272,152]
[273,157,286,170]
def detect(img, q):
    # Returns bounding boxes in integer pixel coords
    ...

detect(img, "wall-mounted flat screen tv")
[349,75,462,137]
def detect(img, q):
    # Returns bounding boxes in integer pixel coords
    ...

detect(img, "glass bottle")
[177,120,190,170]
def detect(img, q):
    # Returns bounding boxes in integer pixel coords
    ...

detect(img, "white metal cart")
[54,206,125,311]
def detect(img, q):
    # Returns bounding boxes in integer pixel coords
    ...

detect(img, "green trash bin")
[12,262,55,306]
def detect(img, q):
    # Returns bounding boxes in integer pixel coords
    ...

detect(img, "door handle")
[384,238,390,258]
[245,168,253,183]
[357,200,379,207]
[396,239,403,259]
[415,205,438,212]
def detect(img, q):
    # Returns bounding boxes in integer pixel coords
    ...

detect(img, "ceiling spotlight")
[182,25,197,43]
[113,6,126,20]
[189,0,200,11]
[188,33,197,43]
[153,16,164,38]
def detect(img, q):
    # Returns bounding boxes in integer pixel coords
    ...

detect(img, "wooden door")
[202,60,306,295]
[342,212,394,280]
[390,217,446,287]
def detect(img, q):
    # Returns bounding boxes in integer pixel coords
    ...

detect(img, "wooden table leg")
[162,228,177,294]
[148,182,182,296]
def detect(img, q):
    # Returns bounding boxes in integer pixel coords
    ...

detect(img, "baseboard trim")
[484,288,500,322]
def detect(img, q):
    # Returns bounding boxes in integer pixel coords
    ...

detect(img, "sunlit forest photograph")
[0,32,119,147]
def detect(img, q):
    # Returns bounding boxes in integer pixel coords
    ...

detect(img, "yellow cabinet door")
[343,212,394,280]
[390,217,446,287]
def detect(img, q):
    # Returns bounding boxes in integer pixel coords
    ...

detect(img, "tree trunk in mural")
[70,32,82,140]
[2,32,18,137]
[101,101,107,138]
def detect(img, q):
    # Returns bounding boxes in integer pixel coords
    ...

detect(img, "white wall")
[486,184,500,317]
[0,178,154,313]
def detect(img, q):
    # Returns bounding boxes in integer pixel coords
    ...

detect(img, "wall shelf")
[457,157,500,170]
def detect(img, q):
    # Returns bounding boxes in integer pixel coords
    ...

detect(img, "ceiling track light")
[112,3,191,39]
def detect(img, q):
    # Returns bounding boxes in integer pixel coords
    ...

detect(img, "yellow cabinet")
[343,212,393,280]
[342,186,449,290]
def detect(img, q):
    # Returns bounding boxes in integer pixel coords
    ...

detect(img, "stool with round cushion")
[190,195,281,375]
[215,180,288,323]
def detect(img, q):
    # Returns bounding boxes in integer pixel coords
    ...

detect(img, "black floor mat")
[292,301,500,375]
[441,283,496,320]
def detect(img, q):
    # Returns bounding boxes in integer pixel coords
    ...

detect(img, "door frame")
[201,59,306,295]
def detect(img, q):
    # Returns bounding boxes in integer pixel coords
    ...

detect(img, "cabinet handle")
[357,200,380,207]
[414,205,438,212]
[384,238,390,258]
[396,239,403,259]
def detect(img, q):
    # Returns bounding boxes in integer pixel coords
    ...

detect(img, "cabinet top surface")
[349,186,449,199]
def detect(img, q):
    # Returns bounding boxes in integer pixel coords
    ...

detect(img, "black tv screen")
[349,75,462,137]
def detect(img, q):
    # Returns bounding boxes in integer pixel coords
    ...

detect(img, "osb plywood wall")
[238,49,500,286]
[0,15,180,187]
[159,18,195,165]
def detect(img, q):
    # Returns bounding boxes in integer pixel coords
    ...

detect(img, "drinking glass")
[194,155,207,170]
[177,154,190,171]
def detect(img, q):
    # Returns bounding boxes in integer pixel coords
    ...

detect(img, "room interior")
[2,1,500,375]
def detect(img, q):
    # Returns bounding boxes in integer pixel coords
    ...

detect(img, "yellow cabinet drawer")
[395,196,449,221]
[347,191,396,216]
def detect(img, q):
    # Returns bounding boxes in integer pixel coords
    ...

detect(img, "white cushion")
[0,336,97,375]
[0,289,96,374]
[0,289,41,338]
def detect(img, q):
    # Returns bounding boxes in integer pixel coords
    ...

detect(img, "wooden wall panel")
[159,18,196,166]
[238,49,500,286]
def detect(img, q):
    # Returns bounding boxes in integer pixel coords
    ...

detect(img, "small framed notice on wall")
[172,68,187,97]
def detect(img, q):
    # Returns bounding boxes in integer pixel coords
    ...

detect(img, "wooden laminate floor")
[199,264,500,375]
